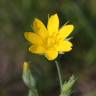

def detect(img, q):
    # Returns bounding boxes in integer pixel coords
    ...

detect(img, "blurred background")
[0,0,96,96]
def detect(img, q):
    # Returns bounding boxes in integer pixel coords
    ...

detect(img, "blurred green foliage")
[0,0,96,96]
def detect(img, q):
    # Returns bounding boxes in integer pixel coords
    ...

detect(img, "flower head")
[24,14,74,60]
[23,62,30,72]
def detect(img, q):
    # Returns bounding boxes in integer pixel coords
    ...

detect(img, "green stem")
[55,60,63,90]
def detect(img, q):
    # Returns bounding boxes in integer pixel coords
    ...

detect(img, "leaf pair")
[60,75,76,96]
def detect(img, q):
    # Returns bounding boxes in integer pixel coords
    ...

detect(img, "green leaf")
[60,75,76,96]
[28,89,39,96]
[23,69,36,89]
[22,63,39,96]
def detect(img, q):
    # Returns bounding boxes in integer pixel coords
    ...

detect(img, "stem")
[55,60,63,90]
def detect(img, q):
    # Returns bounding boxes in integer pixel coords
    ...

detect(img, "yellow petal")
[57,40,73,52]
[47,14,59,36]
[45,50,58,60]
[32,18,48,38]
[24,32,42,45]
[29,45,45,54]
[58,25,74,39]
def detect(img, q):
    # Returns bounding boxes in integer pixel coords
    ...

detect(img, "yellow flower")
[23,62,30,72]
[24,14,74,60]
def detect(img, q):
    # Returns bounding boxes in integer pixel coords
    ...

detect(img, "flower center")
[42,35,57,50]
